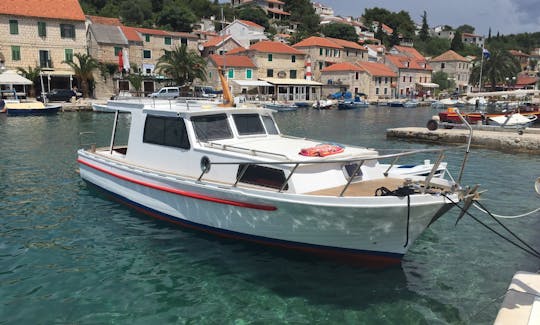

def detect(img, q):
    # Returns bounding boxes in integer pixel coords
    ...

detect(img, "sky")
[317,0,540,36]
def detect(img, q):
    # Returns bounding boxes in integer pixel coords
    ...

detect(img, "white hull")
[78,150,455,265]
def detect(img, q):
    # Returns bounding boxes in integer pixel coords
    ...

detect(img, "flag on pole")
[118,49,124,72]
[482,48,490,59]
[122,48,130,72]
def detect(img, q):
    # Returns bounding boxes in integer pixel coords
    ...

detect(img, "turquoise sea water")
[0,107,539,324]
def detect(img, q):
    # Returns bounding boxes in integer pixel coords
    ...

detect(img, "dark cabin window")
[233,114,265,135]
[143,115,190,149]
[261,115,278,134]
[237,164,288,190]
[191,114,233,141]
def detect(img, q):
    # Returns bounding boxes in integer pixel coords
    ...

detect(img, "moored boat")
[438,107,540,125]
[338,99,369,110]
[77,70,474,267]
[263,102,298,112]
[1,99,61,116]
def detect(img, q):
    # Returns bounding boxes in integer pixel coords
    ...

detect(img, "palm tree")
[155,45,207,88]
[470,49,520,91]
[126,72,144,97]
[16,66,41,98]
[63,53,99,98]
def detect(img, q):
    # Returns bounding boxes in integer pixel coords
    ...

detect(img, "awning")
[42,70,74,76]
[417,82,440,88]
[232,80,272,87]
[261,78,322,86]
[0,70,33,85]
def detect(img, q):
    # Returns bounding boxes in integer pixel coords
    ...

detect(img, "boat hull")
[6,104,61,116]
[78,151,455,266]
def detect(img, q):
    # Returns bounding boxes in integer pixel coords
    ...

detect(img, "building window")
[164,37,172,45]
[319,48,323,55]
[60,24,75,38]
[143,50,151,59]
[318,62,323,70]
[268,54,273,61]
[11,46,21,61]
[39,50,51,68]
[267,69,273,77]
[64,49,73,62]
[402,76,406,82]
[384,88,388,95]
[290,70,297,79]
[38,21,47,37]
[181,38,187,45]
[441,63,445,69]
[355,72,359,80]
[114,47,122,56]
[9,20,18,34]
[291,55,296,63]
[409,76,412,82]
[228,68,234,79]
[246,69,252,79]
[145,34,150,42]
[376,88,379,94]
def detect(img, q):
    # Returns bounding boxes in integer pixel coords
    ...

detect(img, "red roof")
[168,31,198,39]
[509,50,530,57]
[356,61,397,77]
[321,62,363,72]
[267,7,290,15]
[516,74,538,85]
[392,45,425,61]
[204,35,231,48]
[293,36,342,49]
[120,26,142,42]
[327,37,366,51]
[209,54,256,68]
[385,54,432,71]
[238,20,264,29]
[87,15,122,26]
[430,50,468,62]
[0,0,85,21]
[135,27,170,36]
[249,41,303,54]
[226,47,247,55]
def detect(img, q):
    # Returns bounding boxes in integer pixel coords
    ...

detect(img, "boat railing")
[202,142,290,160]
[199,147,460,196]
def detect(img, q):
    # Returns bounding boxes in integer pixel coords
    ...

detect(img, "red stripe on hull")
[77,157,277,211]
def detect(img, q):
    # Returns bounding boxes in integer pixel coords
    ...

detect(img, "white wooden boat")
[77,72,473,267]
[0,99,61,115]
[488,113,537,127]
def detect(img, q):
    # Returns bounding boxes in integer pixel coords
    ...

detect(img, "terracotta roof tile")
[249,41,303,54]
[386,54,432,71]
[135,27,170,36]
[327,37,366,51]
[238,20,264,29]
[120,26,142,42]
[293,36,343,49]
[204,35,231,48]
[509,50,530,57]
[321,62,363,72]
[209,54,255,68]
[167,31,198,39]
[356,61,397,77]
[392,45,425,61]
[517,74,537,85]
[430,50,468,62]
[225,47,247,55]
[0,0,85,21]
[267,7,290,15]
[87,15,122,26]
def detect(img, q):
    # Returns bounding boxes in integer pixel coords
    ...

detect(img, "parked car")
[148,87,180,99]
[37,89,80,102]
[194,86,218,98]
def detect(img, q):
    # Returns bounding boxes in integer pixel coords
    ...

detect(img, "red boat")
[438,107,540,124]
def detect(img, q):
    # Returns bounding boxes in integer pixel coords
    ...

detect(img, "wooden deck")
[308,177,406,197]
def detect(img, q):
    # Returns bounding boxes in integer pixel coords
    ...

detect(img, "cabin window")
[143,115,190,149]
[192,114,233,141]
[237,164,288,190]
[261,115,278,135]
[233,114,265,135]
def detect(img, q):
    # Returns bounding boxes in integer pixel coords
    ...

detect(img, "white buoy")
[535,177,540,195]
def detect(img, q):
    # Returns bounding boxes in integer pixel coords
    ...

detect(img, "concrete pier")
[386,126,540,154]
[494,271,540,324]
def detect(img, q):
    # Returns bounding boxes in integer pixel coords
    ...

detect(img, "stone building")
[430,50,471,93]
[0,0,86,91]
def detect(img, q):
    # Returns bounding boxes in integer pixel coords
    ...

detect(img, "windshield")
[191,114,233,141]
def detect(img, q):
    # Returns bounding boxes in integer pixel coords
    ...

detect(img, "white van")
[148,87,180,99]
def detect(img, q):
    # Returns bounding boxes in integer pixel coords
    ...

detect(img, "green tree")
[119,0,152,26]
[419,11,429,41]
[320,23,358,42]
[156,0,197,31]
[469,48,520,90]
[451,30,464,51]
[126,72,144,97]
[155,44,207,87]
[63,53,99,98]
[236,4,269,30]
[284,0,320,34]
[16,66,42,98]
[389,28,400,47]
[432,71,455,90]
[456,24,475,34]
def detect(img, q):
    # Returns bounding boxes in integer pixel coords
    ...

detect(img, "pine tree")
[419,11,429,41]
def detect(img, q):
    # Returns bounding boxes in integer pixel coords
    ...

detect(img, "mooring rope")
[442,193,540,260]
[473,203,540,219]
